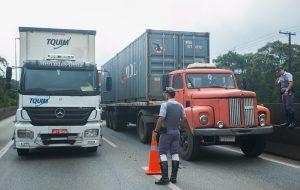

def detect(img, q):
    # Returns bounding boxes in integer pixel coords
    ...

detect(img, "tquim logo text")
[46,37,71,49]
[29,97,50,106]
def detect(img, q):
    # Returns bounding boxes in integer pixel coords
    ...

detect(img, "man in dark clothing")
[153,87,186,185]
[276,67,295,128]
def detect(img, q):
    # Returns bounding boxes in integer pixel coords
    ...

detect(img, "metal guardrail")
[0,106,17,121]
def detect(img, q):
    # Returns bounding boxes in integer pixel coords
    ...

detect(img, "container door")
[148,32,179,100]
[178,33,210,68]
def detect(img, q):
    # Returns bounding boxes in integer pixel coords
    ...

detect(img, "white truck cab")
[12,27,101,156]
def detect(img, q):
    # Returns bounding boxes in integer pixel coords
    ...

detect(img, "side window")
[173,75,183,89]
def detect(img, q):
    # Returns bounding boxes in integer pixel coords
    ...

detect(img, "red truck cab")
[167,63,273,160]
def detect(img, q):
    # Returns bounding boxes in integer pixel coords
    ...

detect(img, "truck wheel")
[112,111,121,131]
[137,115,151,144]
[179,123,200,161]
[17,149,29,156]
[106,111,111,128]
[239,135,266,157]
[86,146,98,152]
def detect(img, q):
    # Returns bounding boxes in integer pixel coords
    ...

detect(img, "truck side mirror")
[5,67,12,82]
[162,74,169,91]
[5,67,12,90]
[106,77,112,91]
[97,71,102,85]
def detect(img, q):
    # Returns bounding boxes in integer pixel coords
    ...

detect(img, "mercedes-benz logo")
[55,108,65,119]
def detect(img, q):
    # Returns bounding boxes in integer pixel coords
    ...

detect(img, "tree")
[0,56,17,108]
[0,56,8,77]
[213,41,300,103]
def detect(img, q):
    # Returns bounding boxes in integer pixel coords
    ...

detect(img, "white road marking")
[0,140,14,159]
[217,146,300,170]
[103,137,118,148]
[142,166,182,190]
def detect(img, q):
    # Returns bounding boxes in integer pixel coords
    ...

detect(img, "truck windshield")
[186,73,236,89]
[21,68,99,96]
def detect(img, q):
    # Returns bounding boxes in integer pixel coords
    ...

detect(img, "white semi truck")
[6,27,102,156]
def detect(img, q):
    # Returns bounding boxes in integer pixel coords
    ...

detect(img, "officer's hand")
[152,131,158,141]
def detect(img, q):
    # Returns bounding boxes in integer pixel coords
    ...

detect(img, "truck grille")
[229,98,255,127]
[24,107,94,126]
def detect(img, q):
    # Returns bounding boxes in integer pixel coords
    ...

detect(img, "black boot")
[288,112,296,129]
[155,161,169,185]
[284,112,291,128]
[170,160,179,184]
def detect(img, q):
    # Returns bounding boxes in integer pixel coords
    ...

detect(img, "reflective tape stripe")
[172,154,179,161]
[151,146,158,150]
[160,154,167,162]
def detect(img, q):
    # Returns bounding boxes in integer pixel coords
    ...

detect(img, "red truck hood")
[189,88,256,99]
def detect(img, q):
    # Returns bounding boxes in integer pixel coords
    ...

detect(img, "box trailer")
[101,29,210,143]
[19,27,96,66]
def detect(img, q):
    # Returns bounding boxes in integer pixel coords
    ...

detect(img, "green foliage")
[213,41,300,103]
[0,56,18,108]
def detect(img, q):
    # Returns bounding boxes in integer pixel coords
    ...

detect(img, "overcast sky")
[0,0,300,69]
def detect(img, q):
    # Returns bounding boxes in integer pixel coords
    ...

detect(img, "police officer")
[153,87,186,185]
[276,67,295,128]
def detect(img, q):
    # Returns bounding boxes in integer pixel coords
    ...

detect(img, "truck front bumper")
[14,122,103,149]
[193,126,273,136]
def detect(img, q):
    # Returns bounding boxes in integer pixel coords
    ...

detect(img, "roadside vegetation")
[0,56,18,108]
[213,41,300,103]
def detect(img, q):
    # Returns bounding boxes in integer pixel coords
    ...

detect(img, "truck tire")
[137,115,152,144]
[17,148,29,156]
[239,135,266,158]
[179,123,200,161]
[106,111,112,128]
[112,115,121,131]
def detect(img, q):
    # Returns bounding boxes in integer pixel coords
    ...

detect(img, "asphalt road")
[0,118,300,190]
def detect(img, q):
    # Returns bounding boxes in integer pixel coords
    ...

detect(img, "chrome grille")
[229,98,255,127]
[244,98,255,126]
[229,98,242,126]
[24,107,94,126]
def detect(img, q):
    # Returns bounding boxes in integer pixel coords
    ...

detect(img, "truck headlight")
[199,115,208,125]
[259,114,266,126]
[217,121,225,128]
[84,129,99,138]
[17,130,34,139]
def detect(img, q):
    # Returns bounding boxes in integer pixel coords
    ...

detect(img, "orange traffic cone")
[145,131,162,175]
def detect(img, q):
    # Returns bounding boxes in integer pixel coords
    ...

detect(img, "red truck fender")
[257,105,271,125]
[184,106,215,134]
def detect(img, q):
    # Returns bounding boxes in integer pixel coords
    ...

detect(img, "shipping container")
[19,27,96,66]
[101,29,209,103]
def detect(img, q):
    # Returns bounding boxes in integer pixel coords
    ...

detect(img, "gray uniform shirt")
[159,99,186,134]
[278,72,293,92]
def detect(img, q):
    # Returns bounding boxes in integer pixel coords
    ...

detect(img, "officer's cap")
[164,87,176,94]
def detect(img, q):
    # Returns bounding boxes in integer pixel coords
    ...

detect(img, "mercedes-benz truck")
[9,27,102,156]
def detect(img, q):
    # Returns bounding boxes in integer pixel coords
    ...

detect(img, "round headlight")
[259,114,266,126]
[199,115,208,125]
[217,121,225,128]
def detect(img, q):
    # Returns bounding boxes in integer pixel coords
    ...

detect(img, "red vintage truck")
[168,63,273,160]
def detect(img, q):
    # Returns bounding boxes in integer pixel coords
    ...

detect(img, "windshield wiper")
[53,89,85,93]
[201,85,226,89]
[26,88,49,92]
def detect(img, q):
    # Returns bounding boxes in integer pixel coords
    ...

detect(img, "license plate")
[219,136,235,142]
[52,129,68,134]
